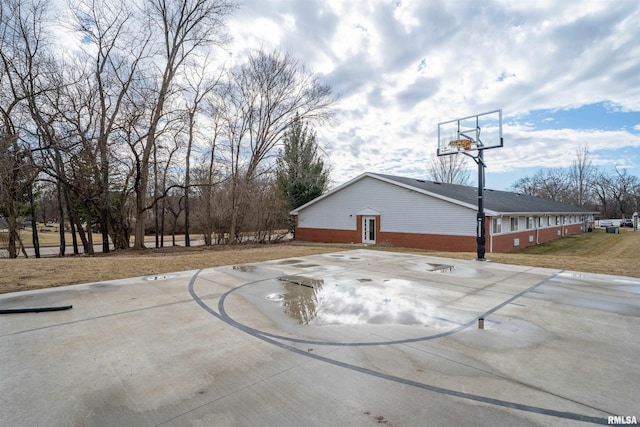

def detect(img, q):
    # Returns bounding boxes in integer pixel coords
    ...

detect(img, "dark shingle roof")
[371,173,594,214]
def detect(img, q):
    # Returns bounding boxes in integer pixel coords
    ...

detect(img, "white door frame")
[362,216,376,244]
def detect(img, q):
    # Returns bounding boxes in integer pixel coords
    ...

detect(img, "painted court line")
[188,269,609,425]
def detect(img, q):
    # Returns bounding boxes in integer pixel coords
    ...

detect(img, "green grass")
[512,227,630,257]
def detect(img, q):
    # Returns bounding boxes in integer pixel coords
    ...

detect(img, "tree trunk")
[28,183,40,258]
[100,146,110,253]
[160,195,166,248]
[133,150,148,249]
[86,211,95,255]
[203,189,213,246]
[228,204,237,245]
[184,113,194,247]
[72,214,91,255]
[56,179,66,257]
[7,204,18,259]
[63,184,79,256]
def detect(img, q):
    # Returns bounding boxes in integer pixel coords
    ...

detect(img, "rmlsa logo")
[608,416,638,425]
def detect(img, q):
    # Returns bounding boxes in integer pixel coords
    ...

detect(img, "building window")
[492,218,502,233]
[511,217,519,231]
[555,216,560,225]
[547,217,552,226]
[527,217,534,229]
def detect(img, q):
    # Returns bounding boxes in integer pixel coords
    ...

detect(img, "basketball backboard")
[437,109,503,156]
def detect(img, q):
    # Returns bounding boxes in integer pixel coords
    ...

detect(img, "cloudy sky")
[227,0,640,190]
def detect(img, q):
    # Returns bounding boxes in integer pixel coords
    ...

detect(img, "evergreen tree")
[276,115,329,210]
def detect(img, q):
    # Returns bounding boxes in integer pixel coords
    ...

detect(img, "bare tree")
[129,0,234,249]
[592,171,613,218]
[511,168,573,203]
[427,153,470,185]
[192,97,224,246]
[218,49,336,242]
[609,168,639,218]
[569,144,595,206]
[180,58,223,246]
[67,0,153,252]
[246,177,289,242]
[0,0,51,258]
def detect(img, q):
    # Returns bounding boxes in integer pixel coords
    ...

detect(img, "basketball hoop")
[437,109,504,261]
[448,139,472,151]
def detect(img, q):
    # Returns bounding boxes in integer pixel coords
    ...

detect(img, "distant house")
[290,172,597,253]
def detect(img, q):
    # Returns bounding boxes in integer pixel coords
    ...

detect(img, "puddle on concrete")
[272,277,441,326]
[277,276,325,324]
[295,264,319,268]
[404,261,489,279]
[232,265,256,272]
[279,275,324,288]
[275,259,304,265]
[266,293,285,302]
[425,263,455,273]
[145,274,175,281]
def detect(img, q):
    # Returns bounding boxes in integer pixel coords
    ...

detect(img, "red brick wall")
[295,227,477,251]
[294,218,584,253]
[377,231,477,252]
[295,227,360,244]
[490,223,584,252]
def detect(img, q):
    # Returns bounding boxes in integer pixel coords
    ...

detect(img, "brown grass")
[0,243,349,294]
[1,228,638,295]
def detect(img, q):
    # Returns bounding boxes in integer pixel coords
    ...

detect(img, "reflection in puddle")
[278,276,325,324]
[232,265,256,272]
[425,263,455,273]
[273,277,439,326]
[279,275,324,288]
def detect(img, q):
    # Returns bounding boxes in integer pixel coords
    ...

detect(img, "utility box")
[606,226,619,234]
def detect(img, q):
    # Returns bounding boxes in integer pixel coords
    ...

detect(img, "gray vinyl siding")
[297,177,477,236]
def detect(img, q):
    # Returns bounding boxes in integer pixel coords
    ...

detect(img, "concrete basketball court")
[1,249,638,426]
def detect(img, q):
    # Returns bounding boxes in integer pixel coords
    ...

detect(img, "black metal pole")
[476,149,486,260]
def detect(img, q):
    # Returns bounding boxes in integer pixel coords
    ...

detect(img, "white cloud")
[228,0,640,186]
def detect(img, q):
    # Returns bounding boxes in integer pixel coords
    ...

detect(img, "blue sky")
[225,1,640,190]
[486,103,640,189]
